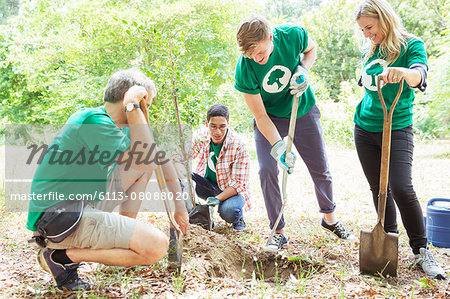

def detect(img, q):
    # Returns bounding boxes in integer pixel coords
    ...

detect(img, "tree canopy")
[0,0,448,139]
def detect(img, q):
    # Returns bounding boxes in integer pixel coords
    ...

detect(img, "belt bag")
[36,200,84,243]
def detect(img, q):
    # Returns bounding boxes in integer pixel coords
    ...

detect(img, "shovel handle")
[139,99,182,234]
[155,166,182,234]
[376,77,404,225]
[265,93,300,248]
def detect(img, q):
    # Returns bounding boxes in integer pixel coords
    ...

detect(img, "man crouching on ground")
[26,68,189,292]
[191,104,251,230]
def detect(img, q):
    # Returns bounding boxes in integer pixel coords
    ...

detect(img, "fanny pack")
[36,200,84,243]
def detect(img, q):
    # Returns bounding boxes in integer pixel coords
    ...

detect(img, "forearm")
[403,68,422,88]
[300,36,317,71]
[301,45,316,71]
[254,114,282,146]
[380,67,423,88]
[121,87,159,173]
[243,93,281,145]
[215,186,238,202]
[126,112,158,170]
[161,161,186,213]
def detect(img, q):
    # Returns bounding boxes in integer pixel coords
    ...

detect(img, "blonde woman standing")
[353,0,446,279]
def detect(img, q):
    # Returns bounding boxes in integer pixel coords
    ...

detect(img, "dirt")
[1,142,449,297]
[182,225,323,281]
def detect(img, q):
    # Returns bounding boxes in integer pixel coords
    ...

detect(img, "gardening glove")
[289,65,309,96]
[206,197,220,206]
[270,140,296,174]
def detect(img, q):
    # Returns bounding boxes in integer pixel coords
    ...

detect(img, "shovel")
[155,165,183,272]
[359,77,404,277]
[139,99,183,272]
[264,75,305,251]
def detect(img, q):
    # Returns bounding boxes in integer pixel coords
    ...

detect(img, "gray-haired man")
[26,68,188,291]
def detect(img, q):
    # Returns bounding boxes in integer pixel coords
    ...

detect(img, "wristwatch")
[124,103,140,112]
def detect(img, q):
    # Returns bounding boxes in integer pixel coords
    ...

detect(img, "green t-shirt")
[204,136,225,184]
[234,24,316,119]
[354,38,427,132]
[26,107,130,231]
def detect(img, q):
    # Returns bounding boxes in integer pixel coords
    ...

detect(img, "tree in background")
[394,0,449,138]
[264,0,322,23]
[0,0,19,24]
[0,0,447,140]
[301,0,361,99]
[0,0,255,128]
[264,0,448,139]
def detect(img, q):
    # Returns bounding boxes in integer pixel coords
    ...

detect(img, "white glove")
[289,65,309,96]
[270,140,296,174]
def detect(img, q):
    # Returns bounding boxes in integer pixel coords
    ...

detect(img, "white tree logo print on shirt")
[362,58,386,91]
[207,152,216,173]
[262,65,291,93]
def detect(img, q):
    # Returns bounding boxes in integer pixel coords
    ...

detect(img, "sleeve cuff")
[409,63,428,92]
[228,179,244,194]
[234,84,260,95]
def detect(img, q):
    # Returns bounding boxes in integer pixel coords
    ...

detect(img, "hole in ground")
[182,225,323,281]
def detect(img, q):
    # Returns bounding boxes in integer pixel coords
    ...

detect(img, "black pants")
[354,124,427,254]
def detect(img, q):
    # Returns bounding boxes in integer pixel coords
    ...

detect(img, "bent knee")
[391,187,417,205]
[130,223,169,265]
[143,230,169,264]
[258,166,278,179]
[219,210,237,223]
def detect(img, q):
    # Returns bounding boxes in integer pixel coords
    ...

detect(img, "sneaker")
[232,218,246,231]
[263,233,288,252]
[321,219,356,240]
[414,248,447,280]
[37,249,90,292]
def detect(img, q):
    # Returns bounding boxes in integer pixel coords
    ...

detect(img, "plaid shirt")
[192,128,251,209]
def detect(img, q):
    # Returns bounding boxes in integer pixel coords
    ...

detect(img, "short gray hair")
[103,68,156,103]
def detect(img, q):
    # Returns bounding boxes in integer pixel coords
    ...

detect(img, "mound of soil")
[182,225,323,281]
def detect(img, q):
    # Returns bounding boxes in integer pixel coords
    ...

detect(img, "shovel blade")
[167,227,182,272]
[359,223,398,277]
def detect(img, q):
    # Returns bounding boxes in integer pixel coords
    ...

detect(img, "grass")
[172,271,185,293]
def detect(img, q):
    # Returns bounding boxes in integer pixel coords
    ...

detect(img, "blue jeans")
[191,173,245,224]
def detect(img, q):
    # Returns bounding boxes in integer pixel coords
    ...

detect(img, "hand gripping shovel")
[359,77,404,277]
[139,99,183,272]
[264,75,305,251]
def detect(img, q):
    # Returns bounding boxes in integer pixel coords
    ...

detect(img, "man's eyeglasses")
[208,124,228,131]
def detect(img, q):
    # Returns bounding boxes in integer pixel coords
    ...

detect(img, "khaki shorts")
[46,166,138,250]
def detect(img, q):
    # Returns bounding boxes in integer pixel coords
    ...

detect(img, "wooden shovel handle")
[139,98,181,234]
[266,94,300,247]
[286,94,300,153]
[376,77,404,225]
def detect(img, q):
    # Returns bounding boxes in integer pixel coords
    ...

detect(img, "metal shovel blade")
[360,222,398,277]
[167,227,183,272]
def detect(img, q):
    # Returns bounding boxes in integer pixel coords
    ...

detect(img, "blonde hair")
[354,0,413,65]
[236,15,271,58]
